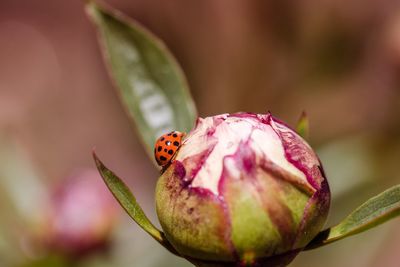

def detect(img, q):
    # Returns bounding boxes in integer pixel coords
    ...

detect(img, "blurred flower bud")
[45,169,119,257]
[156,112,330,265]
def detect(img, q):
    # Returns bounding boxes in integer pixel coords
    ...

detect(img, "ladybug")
[154,131,185,167]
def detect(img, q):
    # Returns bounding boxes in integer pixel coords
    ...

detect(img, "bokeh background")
[1,0,400,266]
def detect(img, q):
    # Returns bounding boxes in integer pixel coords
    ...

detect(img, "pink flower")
[46,169,119,257]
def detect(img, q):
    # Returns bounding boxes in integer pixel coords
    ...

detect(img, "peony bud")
[156,112,330,266]
[45,169,119,257]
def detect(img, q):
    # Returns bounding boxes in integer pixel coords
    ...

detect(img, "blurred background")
[0,0,399,266]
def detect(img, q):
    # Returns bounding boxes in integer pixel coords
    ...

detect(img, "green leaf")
[296,111,309,139]
[86,2,197,160]
[305,184,400,250]
[93,152,179,255]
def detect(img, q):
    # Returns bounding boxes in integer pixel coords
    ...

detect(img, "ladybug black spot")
[168,149,174,155]
[167,133,172,136]
[157,146,162,152]
[160,137,165,141]
[172,133,178,138]
[173,141,180,146]
[164,149,167,152]
[160,156,167,161]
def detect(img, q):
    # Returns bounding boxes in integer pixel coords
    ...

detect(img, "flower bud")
[156,112,330,265]
[45,169,119,257]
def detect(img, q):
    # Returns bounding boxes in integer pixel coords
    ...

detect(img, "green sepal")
[93,152,179,255]
[295,111,309,140]
[305,184,400,250]
[86,1,197,162]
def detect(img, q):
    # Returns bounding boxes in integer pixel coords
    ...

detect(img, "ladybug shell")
[154,131,185,166]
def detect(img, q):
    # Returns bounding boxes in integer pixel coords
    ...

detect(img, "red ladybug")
[154,131,185,166]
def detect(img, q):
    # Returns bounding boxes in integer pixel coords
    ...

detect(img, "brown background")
[0,1,400,266]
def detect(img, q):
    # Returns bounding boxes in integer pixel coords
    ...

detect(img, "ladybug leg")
[160,167,166,174]
[160,163,170,174]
